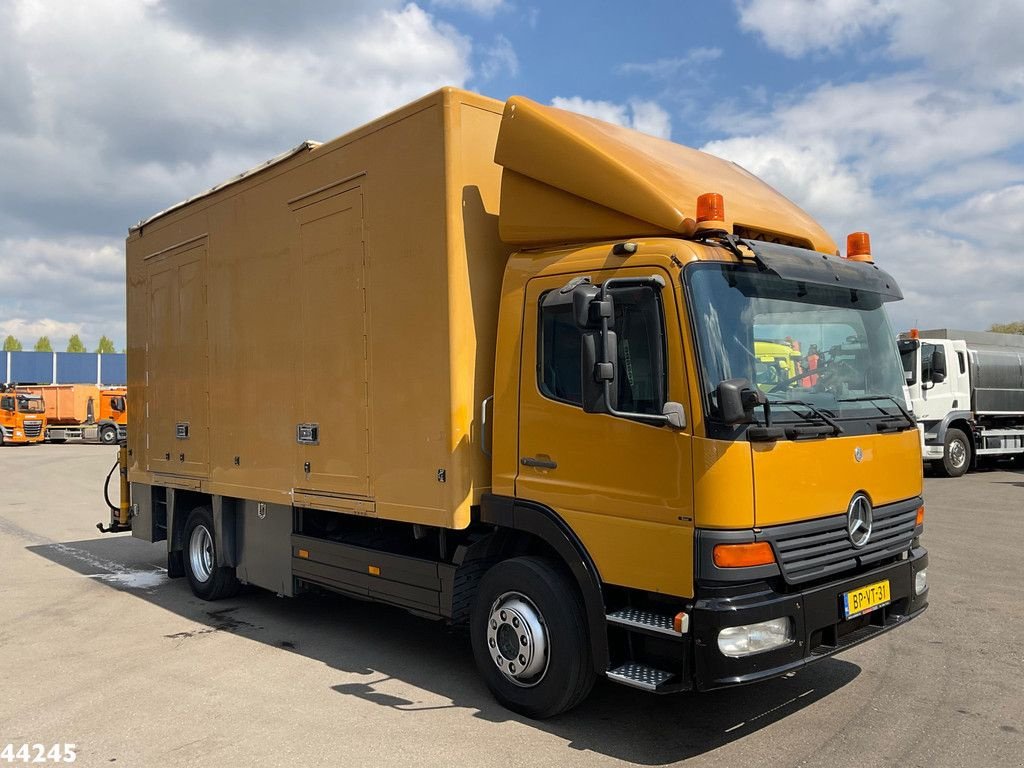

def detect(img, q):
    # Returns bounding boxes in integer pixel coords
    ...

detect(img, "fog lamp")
[915,568,928,596]
[717,617,793,657]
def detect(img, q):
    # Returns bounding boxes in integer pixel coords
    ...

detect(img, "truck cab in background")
[900,329,1024,476]
[0,388,47,445]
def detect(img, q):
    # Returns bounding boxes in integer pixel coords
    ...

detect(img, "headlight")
[915,568,928,595]
[718,617,794,657]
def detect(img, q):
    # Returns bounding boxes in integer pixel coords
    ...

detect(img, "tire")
[470,556,594,719]
[99,425,118,445]
[182,506,240,600]
[936,427,971,478]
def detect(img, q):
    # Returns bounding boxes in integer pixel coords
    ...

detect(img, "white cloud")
[479,34,519,80]
[0,319,85,348]
[431,0,506,14]
[737,0,1024,92]
[709,2,1024,329]
[701,136,876,231]
[736,0,893,57]
[0,237,124,348]
[550,96,672,139]
[619,48,723,79]
[2,1,472,236]
[0,0,474,343]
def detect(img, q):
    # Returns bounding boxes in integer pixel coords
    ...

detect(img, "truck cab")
[98,388,128,441]
[0,391,47,445]
[900,329,1024,476]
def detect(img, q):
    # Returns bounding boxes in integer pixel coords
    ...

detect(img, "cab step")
[606,607,687,638]
[606,662,676,692]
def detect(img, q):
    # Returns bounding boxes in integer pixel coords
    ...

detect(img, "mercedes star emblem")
[847,494,873,548]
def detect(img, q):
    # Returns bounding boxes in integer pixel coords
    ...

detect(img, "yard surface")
[1,445,1021,767]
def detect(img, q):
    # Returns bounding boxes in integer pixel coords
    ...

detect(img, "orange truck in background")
[18,384,127,445]
[0,386,47,445]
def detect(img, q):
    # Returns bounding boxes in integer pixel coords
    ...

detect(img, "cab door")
[514,266,695,597]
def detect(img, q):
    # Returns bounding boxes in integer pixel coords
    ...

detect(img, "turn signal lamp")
[696,192,725,225]
[916,505,925,526]
[713,541,775,568]
[673,612,689,634]
[846,231,873,262]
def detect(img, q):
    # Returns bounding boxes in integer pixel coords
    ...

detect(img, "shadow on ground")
[28,536,861,765]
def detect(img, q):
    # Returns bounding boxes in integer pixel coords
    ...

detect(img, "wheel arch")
[475,494,609,674]
[923,410,974,447]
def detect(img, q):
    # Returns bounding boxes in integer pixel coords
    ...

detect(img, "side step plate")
[606,662,675,692]
[606,607,686,637]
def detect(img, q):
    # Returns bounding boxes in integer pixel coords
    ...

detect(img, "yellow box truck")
[109,88,928,717]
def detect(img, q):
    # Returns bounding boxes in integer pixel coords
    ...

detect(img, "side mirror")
[662,401,686,429]
[716,378,763,425]
[572,283,610,329]
[932,346,947,380]
[581,330,618,413]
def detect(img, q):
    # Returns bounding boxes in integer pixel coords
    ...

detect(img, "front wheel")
[182,506,240,600]
[470,557,594,718]
[936,428,971,478]
[99,425,118,445]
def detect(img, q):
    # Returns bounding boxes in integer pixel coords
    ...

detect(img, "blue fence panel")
[56,352,99,384]
[99,355,127,386]
[9,351,53,384]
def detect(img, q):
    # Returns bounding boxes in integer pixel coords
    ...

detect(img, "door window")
[538,283,666,416]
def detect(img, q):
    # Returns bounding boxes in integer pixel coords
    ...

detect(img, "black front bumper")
[690,548,928,690]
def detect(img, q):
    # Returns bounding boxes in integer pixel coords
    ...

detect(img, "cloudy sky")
[2,0,1022,349]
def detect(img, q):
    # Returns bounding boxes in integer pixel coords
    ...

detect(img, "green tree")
[989,321,1024,335]
[96,335,116,354]
[33,336,53,352]
[3,335,22,351]
[66,334,86,353]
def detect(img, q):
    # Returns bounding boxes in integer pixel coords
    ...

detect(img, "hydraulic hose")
[103,457,119,513]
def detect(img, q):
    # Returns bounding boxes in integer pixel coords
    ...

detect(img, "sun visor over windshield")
[743,240,903,302]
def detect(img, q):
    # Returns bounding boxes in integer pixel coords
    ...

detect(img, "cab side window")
[1,396,13,412]
[538,283,666,415]
[539,303,583,405]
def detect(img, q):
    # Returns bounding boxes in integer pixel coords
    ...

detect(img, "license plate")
[842,579,891,619]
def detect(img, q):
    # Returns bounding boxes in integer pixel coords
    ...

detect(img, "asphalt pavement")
[1,445,1021,767]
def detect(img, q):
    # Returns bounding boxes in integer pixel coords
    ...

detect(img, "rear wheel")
[99,425,118,445]
[937,428,971,478]
[470,556,594,718]
[183,506,240,600]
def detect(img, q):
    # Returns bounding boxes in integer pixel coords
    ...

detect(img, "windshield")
[687,264,906,428]
[17,396,44,413]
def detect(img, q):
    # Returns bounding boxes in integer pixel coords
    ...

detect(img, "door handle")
[520,456,557,469]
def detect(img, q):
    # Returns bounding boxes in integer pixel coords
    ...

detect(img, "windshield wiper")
[838,394,915,429]
[765,398,844,435]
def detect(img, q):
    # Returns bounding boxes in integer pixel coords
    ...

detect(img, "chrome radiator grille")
[761,498,921,585]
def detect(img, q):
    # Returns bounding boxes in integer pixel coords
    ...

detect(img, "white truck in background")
[898,329,1024,476]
